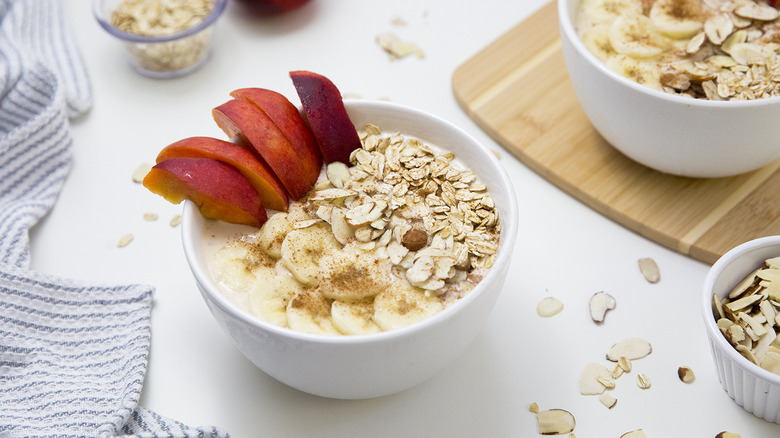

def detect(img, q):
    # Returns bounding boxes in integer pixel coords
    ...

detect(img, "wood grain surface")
[452,1,780,264]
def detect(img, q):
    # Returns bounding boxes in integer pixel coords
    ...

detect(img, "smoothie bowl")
[558,0,780,178]
[179,99,518,399]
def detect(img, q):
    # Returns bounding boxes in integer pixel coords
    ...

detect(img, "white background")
[28,0,780,436]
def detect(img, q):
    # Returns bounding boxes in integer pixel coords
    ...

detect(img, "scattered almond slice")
[678,366,695,383]
[537,297,564,317]
[621,431,647,438]
[170,214,182,227]
[143,212,158,221]
[599,393,617,409]
[589,291,616,323]
[536,409,576,435]
[579,362,611,395]
[529,402,540,414]
[376,32,425,60]
[638,258,660,283]
[607,337,653,362]
[133,163,153,183]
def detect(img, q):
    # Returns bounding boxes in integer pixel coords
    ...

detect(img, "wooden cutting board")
[452,1,780,265]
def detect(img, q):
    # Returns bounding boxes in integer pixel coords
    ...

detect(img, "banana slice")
[248,272,304,328]
[286,288,340,335]
[649,0,704,39]
[280,223,341,286]
[581,24,616,63]
[373,284,445,331]
[606,54,663,90]
[254,212,294,260]
[331,300,382,335]
[609,15,670,59]
[211,241,276,292]
[318,246,394,302]
[579,0,643,27]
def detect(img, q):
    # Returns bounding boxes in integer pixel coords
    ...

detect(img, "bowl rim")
[557,0,780,109]
[93,0,227,44]
[181,98,520,345]
[701,235,780,385]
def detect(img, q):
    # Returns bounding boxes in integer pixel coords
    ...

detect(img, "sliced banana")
[331,300,382,335]
[211,241,275,292]
[609,15,670,59]
[280,223,341,286]
[286,288,340,335]
[373,284,445,331]
[247,272,304,328]
[581,24,617,62]
[254,212,293,260]
[606,54,663,90]
[649,0,704,39]
[318,246,394,302]
[580,0,643,27]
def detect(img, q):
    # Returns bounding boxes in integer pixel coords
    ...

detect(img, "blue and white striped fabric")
[0,1,228,436]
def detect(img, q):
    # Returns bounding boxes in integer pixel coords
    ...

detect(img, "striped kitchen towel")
[0,1,228,436]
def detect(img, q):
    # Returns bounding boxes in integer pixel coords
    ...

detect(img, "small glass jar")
[93,0,227,78]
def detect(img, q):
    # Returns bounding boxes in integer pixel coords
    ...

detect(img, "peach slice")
[213,99,313,200]
[155,136,288,212]
[143,157,268,227]
[289,70,362,164]
[230,88,322,188]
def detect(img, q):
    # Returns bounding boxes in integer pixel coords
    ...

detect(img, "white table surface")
[30,1,780,436]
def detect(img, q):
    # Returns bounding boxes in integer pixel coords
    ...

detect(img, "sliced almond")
[579,362,611,395]
[606,337,653,361]
[589,291,616,323]
[599,393,617,409]
[326,162,351,188]
[536,409,576,435]
[169,214,182,227]
[678,366,695,383]
[537,297,564,318]
[293,219,323,229]
[715,432,742,438]
[734,3,779,21]
[637,258,660,283]
[529,402,540,414]
[330,208,354,245]
[621,431,647,438]
[760,351,780,374]
[704,13,733,45]
[728,268,760,299]
[133,163,153,183]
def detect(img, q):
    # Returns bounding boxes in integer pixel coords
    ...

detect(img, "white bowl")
[702,236,780,423]
[181,100,519,399]
[558,0,780,178]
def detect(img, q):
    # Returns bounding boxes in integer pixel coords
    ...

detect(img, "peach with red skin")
[230,88,321,188]
[290,70,362,164]
[143,157,268,227]
[156,136,289,212]
[212,99,313,200]
[234,0,310,15]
